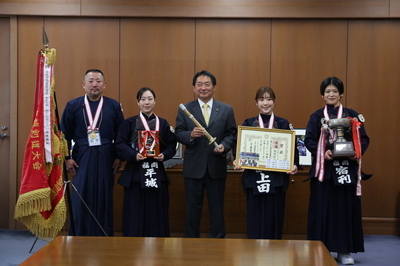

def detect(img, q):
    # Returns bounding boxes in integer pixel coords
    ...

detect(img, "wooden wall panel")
[390,0,400,17]
[195,19,271,126]
[270,19,348,129]
[0,0,80,16]
[43,17,121,115]
[11,17,400,235]
[17,16,121,145]
[119,18,195,124]
[347,20,400,218]
[0,0,395,18]
[80,0,389,18]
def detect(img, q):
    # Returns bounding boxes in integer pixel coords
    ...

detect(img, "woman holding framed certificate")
[115,87,177,237]
[234,86,298,239]
[305,77,370,265]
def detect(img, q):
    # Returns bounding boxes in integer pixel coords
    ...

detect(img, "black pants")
[184,170,226,238]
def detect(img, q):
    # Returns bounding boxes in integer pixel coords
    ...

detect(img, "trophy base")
[144,150,156,157]
[332,141,356,158]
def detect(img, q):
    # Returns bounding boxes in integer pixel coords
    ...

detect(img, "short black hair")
[320,76,344,95]
[192,70,217,86]
[136,87,156,101]
[84,69,105,79]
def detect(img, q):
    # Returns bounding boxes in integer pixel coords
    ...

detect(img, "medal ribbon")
[139,112,160,154]
[315,124,327,181]
[84,95,103,133]
[315,104,343,181]
[356,157,362,196]
[258,112,274,129]
[349,118,362,159]
[349,117,363,196]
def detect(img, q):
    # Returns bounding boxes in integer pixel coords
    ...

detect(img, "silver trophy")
[327,118,356,158]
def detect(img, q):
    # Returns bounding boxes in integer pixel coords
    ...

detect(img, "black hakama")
[307,178,364,253]
[115,114,176,237]
[61,96,124,236]
[305,104,370,253]
[246,186,286,239]
[122,179,170,237]
[240,114,298,239]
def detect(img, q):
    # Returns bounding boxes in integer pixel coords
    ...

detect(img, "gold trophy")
[327,118,356,157]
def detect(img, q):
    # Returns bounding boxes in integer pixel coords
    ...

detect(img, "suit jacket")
[175,99,237,179]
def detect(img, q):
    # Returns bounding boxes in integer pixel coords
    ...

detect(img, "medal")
[85,96,103,147]
[90,131,97,139]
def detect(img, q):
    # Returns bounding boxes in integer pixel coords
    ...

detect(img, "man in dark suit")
[175,70,237,238]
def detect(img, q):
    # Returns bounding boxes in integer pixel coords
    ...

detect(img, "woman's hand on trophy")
[154,153,164,162]
[136,153,146,161]
[325,150,333,160]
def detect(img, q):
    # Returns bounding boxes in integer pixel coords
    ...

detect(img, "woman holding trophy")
[234,86,298,239]
[115,87,176,237]
[305,77,370,265]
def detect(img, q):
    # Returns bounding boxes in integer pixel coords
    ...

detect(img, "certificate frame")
[236,126,295,172]
[294,128,312,166]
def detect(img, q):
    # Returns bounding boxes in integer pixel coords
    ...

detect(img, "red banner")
[14,49,68,238]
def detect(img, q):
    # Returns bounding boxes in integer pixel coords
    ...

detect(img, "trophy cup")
[138,130,160,157]
[327,118,356,158]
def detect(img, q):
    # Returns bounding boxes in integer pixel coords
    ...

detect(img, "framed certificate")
[235,126,295,172]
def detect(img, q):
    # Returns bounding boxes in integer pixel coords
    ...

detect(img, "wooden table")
[21,236,337,265]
